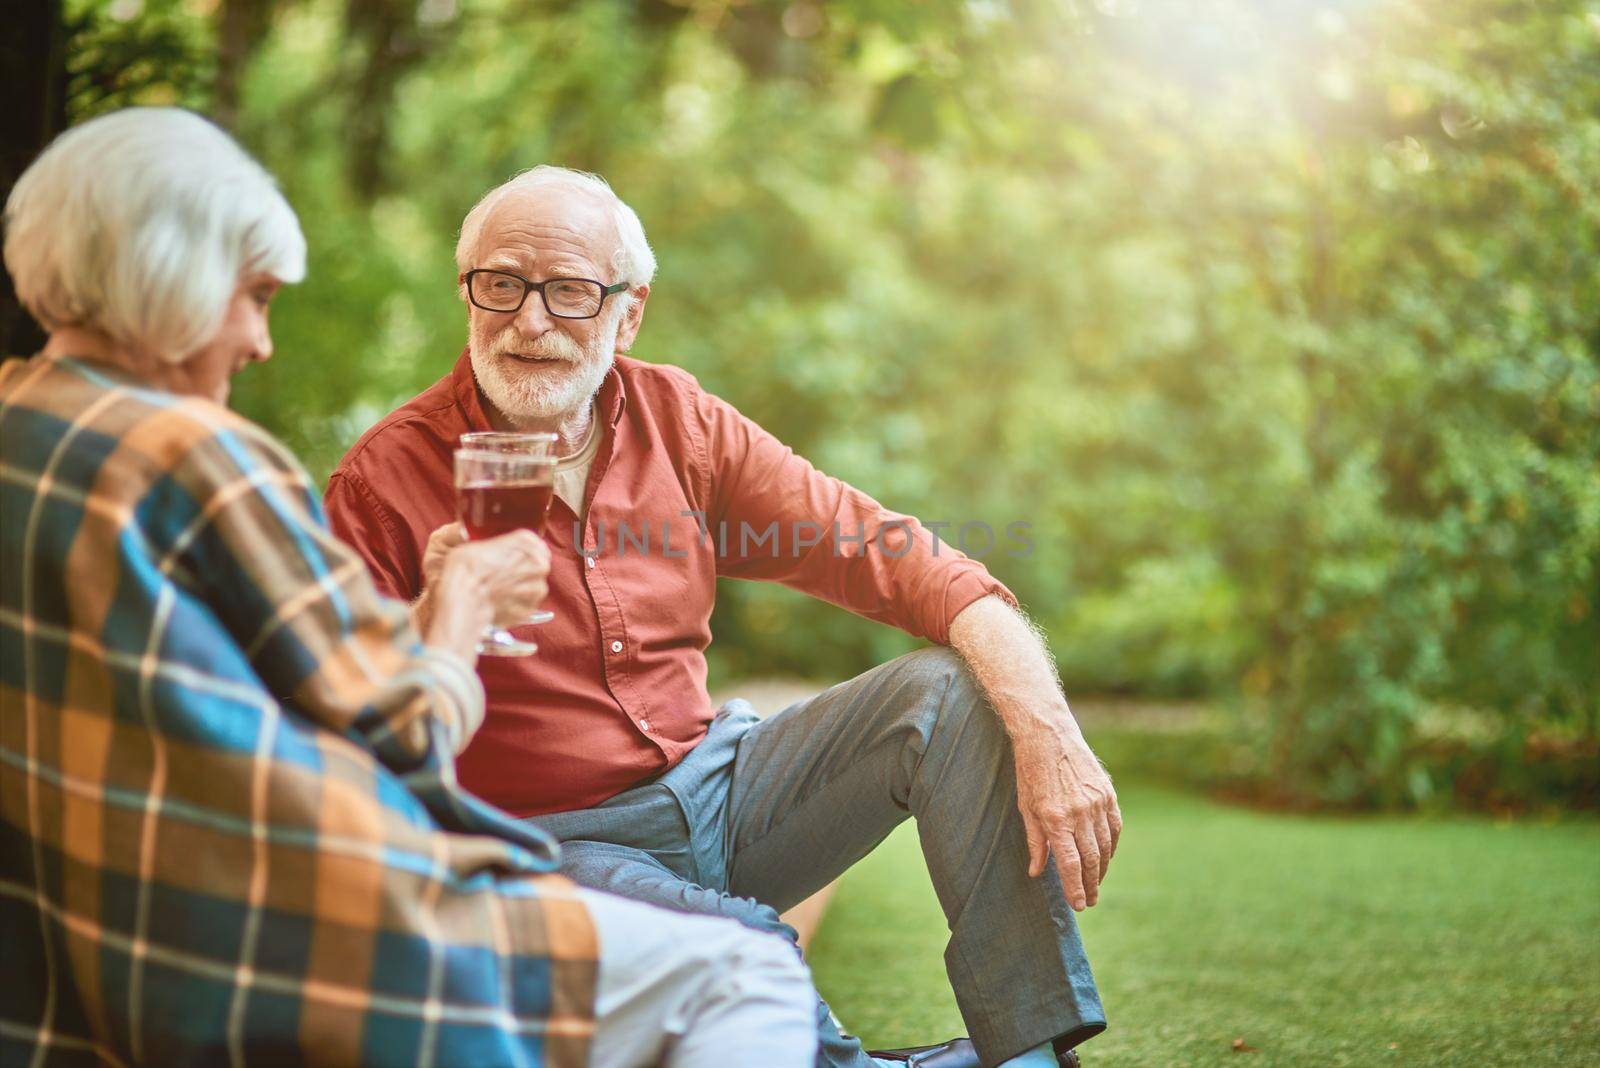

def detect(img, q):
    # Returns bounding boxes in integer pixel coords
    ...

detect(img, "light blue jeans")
[581,887,817,1067]
[531,648,1106,1068]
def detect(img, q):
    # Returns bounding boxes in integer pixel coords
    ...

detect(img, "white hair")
[453,166,656,291]
[3,107,306,363]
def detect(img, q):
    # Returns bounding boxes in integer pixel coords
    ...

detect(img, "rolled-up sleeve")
[689,383,1015,644]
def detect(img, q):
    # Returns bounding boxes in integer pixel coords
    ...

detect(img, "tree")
[1,0,66,357]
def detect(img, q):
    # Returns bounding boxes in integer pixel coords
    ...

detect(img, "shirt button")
[639,719,651,732]
[610,640,623,653]
[586,556,596,569]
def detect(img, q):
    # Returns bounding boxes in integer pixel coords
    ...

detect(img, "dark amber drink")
[459,481,554,541]
[453,435,558,656]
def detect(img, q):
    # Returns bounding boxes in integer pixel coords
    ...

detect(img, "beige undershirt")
[553,402,602,521]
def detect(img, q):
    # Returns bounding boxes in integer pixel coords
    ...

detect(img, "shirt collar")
[450,345,629,431]
[450,346,494,431]
[598,360,626,427]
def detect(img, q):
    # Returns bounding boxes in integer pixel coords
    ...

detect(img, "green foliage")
[63,0,213,117]
[57,0,1600,807]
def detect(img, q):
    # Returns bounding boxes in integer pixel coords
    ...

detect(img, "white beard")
[468,306,621,423]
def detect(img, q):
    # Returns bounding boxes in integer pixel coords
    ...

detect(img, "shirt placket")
[580,431,665,752]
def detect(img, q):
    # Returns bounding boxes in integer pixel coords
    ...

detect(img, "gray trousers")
[531,648,1106,1068]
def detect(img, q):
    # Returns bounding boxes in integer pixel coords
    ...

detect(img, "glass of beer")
[454,432,558,656]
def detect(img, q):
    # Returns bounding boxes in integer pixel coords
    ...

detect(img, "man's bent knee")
[895,646,991,735]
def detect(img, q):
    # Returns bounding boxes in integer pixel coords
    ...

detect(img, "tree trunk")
[1,0,67,358]
[215,0,277,132]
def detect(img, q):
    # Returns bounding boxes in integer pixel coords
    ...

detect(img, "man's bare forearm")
[949,593,1121,907]
[948,594,1086,747]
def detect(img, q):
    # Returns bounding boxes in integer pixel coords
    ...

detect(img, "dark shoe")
[868,1038,1082,1068]
[868,1038,979,1068]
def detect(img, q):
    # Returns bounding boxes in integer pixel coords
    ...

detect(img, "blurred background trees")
[9,0,1598,809]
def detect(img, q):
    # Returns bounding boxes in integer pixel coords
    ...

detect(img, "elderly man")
[326,167,1120,1068]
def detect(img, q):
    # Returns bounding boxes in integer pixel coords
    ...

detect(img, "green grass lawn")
[806,780,1600,1067]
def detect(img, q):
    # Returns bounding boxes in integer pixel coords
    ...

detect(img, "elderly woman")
[0,108,814,1067]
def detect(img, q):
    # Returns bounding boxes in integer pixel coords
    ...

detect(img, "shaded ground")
[806,780,1600,1067]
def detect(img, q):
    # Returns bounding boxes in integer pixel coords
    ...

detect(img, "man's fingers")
[1094,810,1116,876]
[1051,831,1089,911]
[1076,830,1102,907]
[1021,807,1048,879]
[1106,796,1124,870]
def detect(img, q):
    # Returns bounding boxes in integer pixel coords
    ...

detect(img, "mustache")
[486,326,585,362]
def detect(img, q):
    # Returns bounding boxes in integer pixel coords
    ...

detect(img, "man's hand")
[948,594,1123,911]
[1011,723,1121,910]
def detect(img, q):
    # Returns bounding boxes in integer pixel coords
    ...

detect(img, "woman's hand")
[420,520,470,595]
[416,522,550,658]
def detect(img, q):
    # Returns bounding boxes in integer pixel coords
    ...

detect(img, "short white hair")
[454,166,656,290]
[3,107,306,363]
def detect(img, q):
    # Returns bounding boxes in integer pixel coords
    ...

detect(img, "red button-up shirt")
[325,351,1014,816]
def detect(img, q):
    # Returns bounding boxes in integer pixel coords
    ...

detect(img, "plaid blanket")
[0,355,595,1066]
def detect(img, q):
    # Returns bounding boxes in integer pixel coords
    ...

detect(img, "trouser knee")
[895,646,998,746]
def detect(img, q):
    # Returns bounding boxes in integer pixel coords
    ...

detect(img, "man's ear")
[615,284,649,353]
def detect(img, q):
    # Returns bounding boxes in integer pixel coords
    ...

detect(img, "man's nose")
[514,290,555,336]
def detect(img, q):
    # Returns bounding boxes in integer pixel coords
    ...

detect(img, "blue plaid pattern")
[0,356,596,1066]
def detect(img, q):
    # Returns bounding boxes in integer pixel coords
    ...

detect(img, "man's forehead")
[474,184,617,269]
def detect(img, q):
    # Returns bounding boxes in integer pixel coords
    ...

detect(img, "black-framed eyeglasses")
[461,269,628,320]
